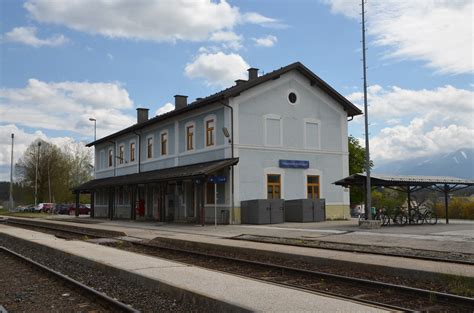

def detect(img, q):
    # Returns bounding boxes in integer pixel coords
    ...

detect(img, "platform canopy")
[334,173,474,224]
[74,157,239,192]
[334,174,474,188]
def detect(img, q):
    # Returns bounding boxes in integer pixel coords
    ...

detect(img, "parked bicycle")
[407,206,438,225]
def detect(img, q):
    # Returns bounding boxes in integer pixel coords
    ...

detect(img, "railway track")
[0,246,139,313]
[232,233,474,266]
[5,220,474,312]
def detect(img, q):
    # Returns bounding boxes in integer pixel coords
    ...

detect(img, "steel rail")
[232,235,474,266]
[133,241,474,310]
[5,221,474,310]
[9,218,473,265]
[0,246,140,313]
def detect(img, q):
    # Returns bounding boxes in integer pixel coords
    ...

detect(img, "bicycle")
[408,207,424,225]
[392,207,408,225]
[422,209,438,225]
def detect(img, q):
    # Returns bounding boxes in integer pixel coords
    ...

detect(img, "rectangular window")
[147,137,153,159]
[119,145,124,164]
[266,117,281,146]
[267,174,281,199]
[161,132,168,155]
[130,142,135,162]
[305,122,320,149]
[206,119,215,146]
[186,125,194,150]
[108,149,113,167]
[206,182,215,204]
[307,175,320,199]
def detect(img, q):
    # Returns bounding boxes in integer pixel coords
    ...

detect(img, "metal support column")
[75,192,80,217]
[444,184,449,224]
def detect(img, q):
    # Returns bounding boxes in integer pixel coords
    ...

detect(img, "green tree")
[15,139,93,204]
[348,135,373,205]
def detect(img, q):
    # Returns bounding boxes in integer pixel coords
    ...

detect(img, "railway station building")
[75,62,362,223]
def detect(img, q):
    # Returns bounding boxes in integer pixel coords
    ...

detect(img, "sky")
[0,0,473,181]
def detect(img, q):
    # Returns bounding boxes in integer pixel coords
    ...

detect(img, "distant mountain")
[373,148,474,179]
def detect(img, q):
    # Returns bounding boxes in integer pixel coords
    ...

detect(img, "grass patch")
[0,209,50,219]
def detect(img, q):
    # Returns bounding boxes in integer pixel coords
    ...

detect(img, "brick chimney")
[136,108,149,124]
[174,95,188,110]
[247,68,259,80]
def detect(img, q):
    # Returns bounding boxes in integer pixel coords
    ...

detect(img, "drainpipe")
[219,100,235,224]
[133,131,141,173]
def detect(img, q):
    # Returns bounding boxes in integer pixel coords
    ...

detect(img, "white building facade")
[77,62,361,223]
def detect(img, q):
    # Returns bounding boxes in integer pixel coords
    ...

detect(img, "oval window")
[288,92,297,104]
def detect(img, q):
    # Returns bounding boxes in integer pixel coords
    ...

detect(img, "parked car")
[54,203,70,215]
[35,203,54,213]
[68,204,91,215]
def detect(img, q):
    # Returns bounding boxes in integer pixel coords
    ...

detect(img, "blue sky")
[0,0,473,180]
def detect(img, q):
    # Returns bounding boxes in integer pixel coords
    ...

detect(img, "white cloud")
[324,0,473,75]
[347,84,474,161]
[155,102,175,116]
[184,52,249,87]
[253,35,277,47]
[209,31,243,50]
[24,0,278,43]
[0,79,135,139]
[241,12,279,26]
[107,53,114,61]
[3,26,68,47]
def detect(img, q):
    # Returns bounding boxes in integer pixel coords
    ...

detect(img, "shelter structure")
[334,174,474,224]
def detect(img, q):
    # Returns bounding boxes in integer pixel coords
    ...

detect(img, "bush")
[434,197,474,220]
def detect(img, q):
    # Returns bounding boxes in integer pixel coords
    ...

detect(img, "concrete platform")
[0,224,386,312]
[4,216,474,279]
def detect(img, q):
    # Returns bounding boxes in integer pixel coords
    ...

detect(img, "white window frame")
[185,121,196,151]
[146,135,154,159]
[107,148,114,168]
[129,140,136,163]
[304,118,321,150]
[118,143,125,165]
[99,150,105,170]
[160,130,168,156]
[204,114,217,148]
[263,114,283,147]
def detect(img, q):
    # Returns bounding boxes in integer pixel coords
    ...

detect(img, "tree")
[348,135,373,205]
[15,139,93,204]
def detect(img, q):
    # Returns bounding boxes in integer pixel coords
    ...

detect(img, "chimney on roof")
[235,79,246,86]
[174,95,188,110]
[136,108,149,124]
[247,68,259,80]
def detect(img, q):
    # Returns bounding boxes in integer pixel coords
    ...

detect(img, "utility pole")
[35,141,41,207]
[9,133,14,210]
[361,0,372,219]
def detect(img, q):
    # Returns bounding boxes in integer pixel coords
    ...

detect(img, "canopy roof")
[334,173,474,188]
[74,158,238,192]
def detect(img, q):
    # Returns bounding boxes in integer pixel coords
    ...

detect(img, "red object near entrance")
[136,199,145,217]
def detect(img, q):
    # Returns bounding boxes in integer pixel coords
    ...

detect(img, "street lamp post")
[89,118,97,141]
[9,133,14,210]
[34,141,41,207]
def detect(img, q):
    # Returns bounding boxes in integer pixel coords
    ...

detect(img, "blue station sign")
[208,176,227,184]
[279,159,309,169]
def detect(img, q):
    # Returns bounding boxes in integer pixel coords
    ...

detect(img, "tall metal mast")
[9,133,14,209]
[361,0,372,219]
